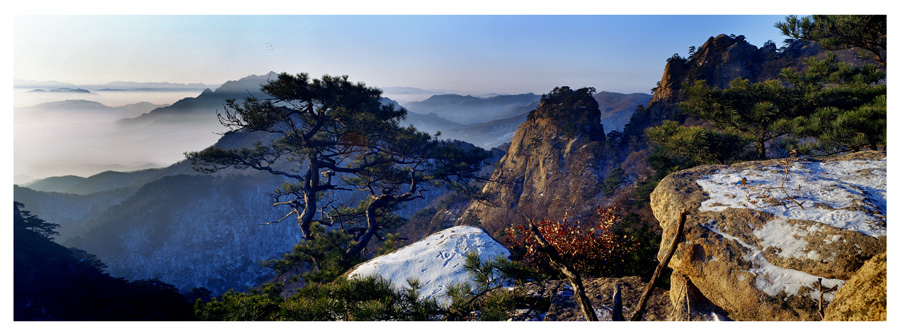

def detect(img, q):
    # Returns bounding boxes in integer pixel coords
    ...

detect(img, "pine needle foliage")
[776,15,886,66]
[651,52,884,163]
[194,276,443,321]
[444,251,537,321]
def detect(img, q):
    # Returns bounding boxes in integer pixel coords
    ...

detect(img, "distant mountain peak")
[30,99,110,109]
[403,93,540,125]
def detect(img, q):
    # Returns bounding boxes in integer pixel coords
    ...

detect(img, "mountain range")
[15,70,650,295]
[398,91,649,148]
[14,78,214,91]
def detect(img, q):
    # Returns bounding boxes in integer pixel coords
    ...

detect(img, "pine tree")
[655,52,885,160]
[14,202,59,240]
[775,15,886,66]
[187,73,491,280]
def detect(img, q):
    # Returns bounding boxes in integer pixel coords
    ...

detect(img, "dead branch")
[527,218,598,321]
[630,210,687,321]
[260,208,298,226]
[778,161,805,209]
[817,278,839,320]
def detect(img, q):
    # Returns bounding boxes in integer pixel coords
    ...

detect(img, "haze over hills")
[591,91,652,133]
[120,72,280,123]
[380,86,509,105]
[13,73,277,182]
[402,93,541,125]
[398,91,650,148]
[14,78,214,91]
[14,126,462,295]
[14,67,668,297]
[15,69,649,183]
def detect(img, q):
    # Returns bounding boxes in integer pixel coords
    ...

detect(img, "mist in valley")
[13,88,219,183]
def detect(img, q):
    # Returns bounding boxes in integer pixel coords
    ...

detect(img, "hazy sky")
[7,2,891,183]
[14,14,793,95]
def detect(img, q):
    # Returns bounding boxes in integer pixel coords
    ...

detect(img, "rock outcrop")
[347,225,672,321]
[458,87,622,235]
[623,34,882,142]
[650,151,886,320]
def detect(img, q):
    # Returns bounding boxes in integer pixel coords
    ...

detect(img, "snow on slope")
[347,226,510,305]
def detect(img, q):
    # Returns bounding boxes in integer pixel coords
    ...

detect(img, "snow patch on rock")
[700,221,844,301]
[696,159,886,237]
[690,158,885,301]
[347,226,510,305]
[752,218,811,260]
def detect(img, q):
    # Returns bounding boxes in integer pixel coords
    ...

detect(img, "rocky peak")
[649,34,761,106]
[458,87,619,235]
[529,86,605,142]
[624,34,880,144]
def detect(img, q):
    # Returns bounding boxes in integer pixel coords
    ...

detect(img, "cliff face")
[459,87,619,235]
[624,34,879,140]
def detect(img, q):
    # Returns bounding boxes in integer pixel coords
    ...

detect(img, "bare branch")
[260,208,298,226]
[630,211,687,321]
[527,219,598,321]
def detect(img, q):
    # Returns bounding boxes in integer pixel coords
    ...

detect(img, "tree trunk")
[345,195,390,258]
[755,140,767,160]
[297,158,320,241]
[612,282,624,321]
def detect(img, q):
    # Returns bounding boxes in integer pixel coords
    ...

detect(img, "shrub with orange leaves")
[504,206,636,277]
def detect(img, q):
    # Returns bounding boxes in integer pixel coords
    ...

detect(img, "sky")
[10,10,801,181]
[14,14,792,95]
[11,0,890,94]
[7,2,893,179]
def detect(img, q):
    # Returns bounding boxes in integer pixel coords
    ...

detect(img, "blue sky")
[11,0,890,95]
[15,14,795,95]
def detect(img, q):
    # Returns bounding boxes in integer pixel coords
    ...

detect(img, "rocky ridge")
[624,34,881,141]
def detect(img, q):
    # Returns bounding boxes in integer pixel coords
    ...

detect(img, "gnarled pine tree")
[186,73,491,277]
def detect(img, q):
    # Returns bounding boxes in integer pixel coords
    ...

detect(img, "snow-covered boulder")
[346,226,510,306]
[650,151,886,321]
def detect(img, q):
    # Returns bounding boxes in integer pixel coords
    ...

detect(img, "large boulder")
[650,151,886,320]
[346,226,509,306]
